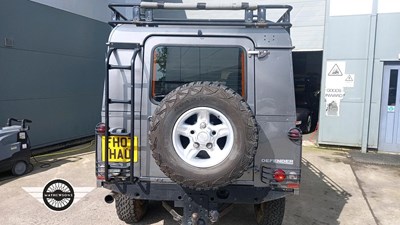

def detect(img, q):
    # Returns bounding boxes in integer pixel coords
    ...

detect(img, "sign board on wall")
[325,88,345,116]
[325,61,356,116]
[343,74,355,87]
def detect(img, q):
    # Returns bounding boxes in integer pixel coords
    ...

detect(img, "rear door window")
[151,46,245,101]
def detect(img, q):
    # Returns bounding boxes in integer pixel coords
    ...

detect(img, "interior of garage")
[292,51,323,134]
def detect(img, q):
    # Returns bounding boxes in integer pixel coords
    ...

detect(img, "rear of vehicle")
[95,2,301,225]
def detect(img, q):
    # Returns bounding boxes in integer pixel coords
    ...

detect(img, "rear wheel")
[12,160,28,176]
[254,198,286,225]
[115,194,148,224]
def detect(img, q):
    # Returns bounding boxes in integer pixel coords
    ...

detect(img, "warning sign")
[328,64,343,76]
[326,61,346,88]
[324,61,356,117]
[345,74,353,81]
[325,88,345,117]
[343,74,355,87]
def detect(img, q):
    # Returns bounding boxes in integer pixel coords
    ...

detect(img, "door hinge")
[248,49,269,58]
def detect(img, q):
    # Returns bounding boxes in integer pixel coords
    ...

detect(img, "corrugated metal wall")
[0,0,110,148]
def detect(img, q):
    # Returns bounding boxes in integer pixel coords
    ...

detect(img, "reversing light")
[274,169,286,182]
[109,169,121,177]
[96,123,107,135]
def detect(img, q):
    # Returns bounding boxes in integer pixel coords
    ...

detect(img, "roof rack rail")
[108,2,292,32]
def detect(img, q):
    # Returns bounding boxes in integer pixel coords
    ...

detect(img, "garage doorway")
[292,51,323,134]
[379,63,400,152]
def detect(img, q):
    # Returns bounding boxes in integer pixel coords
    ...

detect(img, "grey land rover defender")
[95,2,302,225]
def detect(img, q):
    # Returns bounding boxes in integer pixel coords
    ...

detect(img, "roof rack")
[108,2,292,32]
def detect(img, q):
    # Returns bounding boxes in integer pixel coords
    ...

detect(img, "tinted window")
[152,46,245,101]
[388,69,398,106]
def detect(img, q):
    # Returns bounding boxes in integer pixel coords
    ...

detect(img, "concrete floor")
[0,142,399,225]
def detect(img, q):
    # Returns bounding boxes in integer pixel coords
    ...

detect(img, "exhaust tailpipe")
[105,192,116,204]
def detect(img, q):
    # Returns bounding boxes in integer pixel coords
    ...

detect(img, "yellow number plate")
[101,136,138,163]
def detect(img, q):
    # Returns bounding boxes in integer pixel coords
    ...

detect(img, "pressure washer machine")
[0,118,32,176]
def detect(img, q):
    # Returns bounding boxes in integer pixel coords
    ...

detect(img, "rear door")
[141,36,255,181]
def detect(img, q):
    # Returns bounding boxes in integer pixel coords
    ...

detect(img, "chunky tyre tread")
[254,198,286,225]
[115,194,148,224]
[149,82,258,190]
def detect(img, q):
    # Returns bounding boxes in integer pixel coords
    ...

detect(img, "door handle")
[248,50,269,58]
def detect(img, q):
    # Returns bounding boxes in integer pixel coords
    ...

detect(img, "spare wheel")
[149,82,258,190]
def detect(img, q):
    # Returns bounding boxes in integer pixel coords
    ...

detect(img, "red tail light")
[96,123,107,135]
[287,183,300,189]
[97,175,105,181]
[288,127,302,142]
[274,169,286,182]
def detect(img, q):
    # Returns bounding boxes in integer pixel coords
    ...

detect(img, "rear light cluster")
[274,169,300,192]
[272,169,300,189]
[96,123,107,135]
[96,123,106,180]
[97,163,105,181]
[261,166,300,193]
[288,127,302,143]
[96,162,125,181]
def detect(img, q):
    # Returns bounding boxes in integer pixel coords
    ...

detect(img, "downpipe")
[105,192,117,204]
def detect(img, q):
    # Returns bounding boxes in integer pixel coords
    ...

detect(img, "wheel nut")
[194,142,200,148]
[206,143,213,149]
[200,122,207,129]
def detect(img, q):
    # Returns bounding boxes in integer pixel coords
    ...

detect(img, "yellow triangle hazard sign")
[328,64,343,76]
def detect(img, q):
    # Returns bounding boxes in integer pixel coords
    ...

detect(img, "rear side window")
[152,46,245,101]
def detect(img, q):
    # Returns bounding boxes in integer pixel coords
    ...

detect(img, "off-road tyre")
[149,82,258,190]
[115,194,148,224]
[254,197,286,225]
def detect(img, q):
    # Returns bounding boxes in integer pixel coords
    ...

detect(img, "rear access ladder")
[103,42,141,182]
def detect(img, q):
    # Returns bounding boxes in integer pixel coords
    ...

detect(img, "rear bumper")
[102,181,293,205]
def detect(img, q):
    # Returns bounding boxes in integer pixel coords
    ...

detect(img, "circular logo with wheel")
[42,179,75,211]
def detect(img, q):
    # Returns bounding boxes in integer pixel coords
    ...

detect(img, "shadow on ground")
[1,141,352,225]
[0,141,94,185]
[129,158,351,225]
